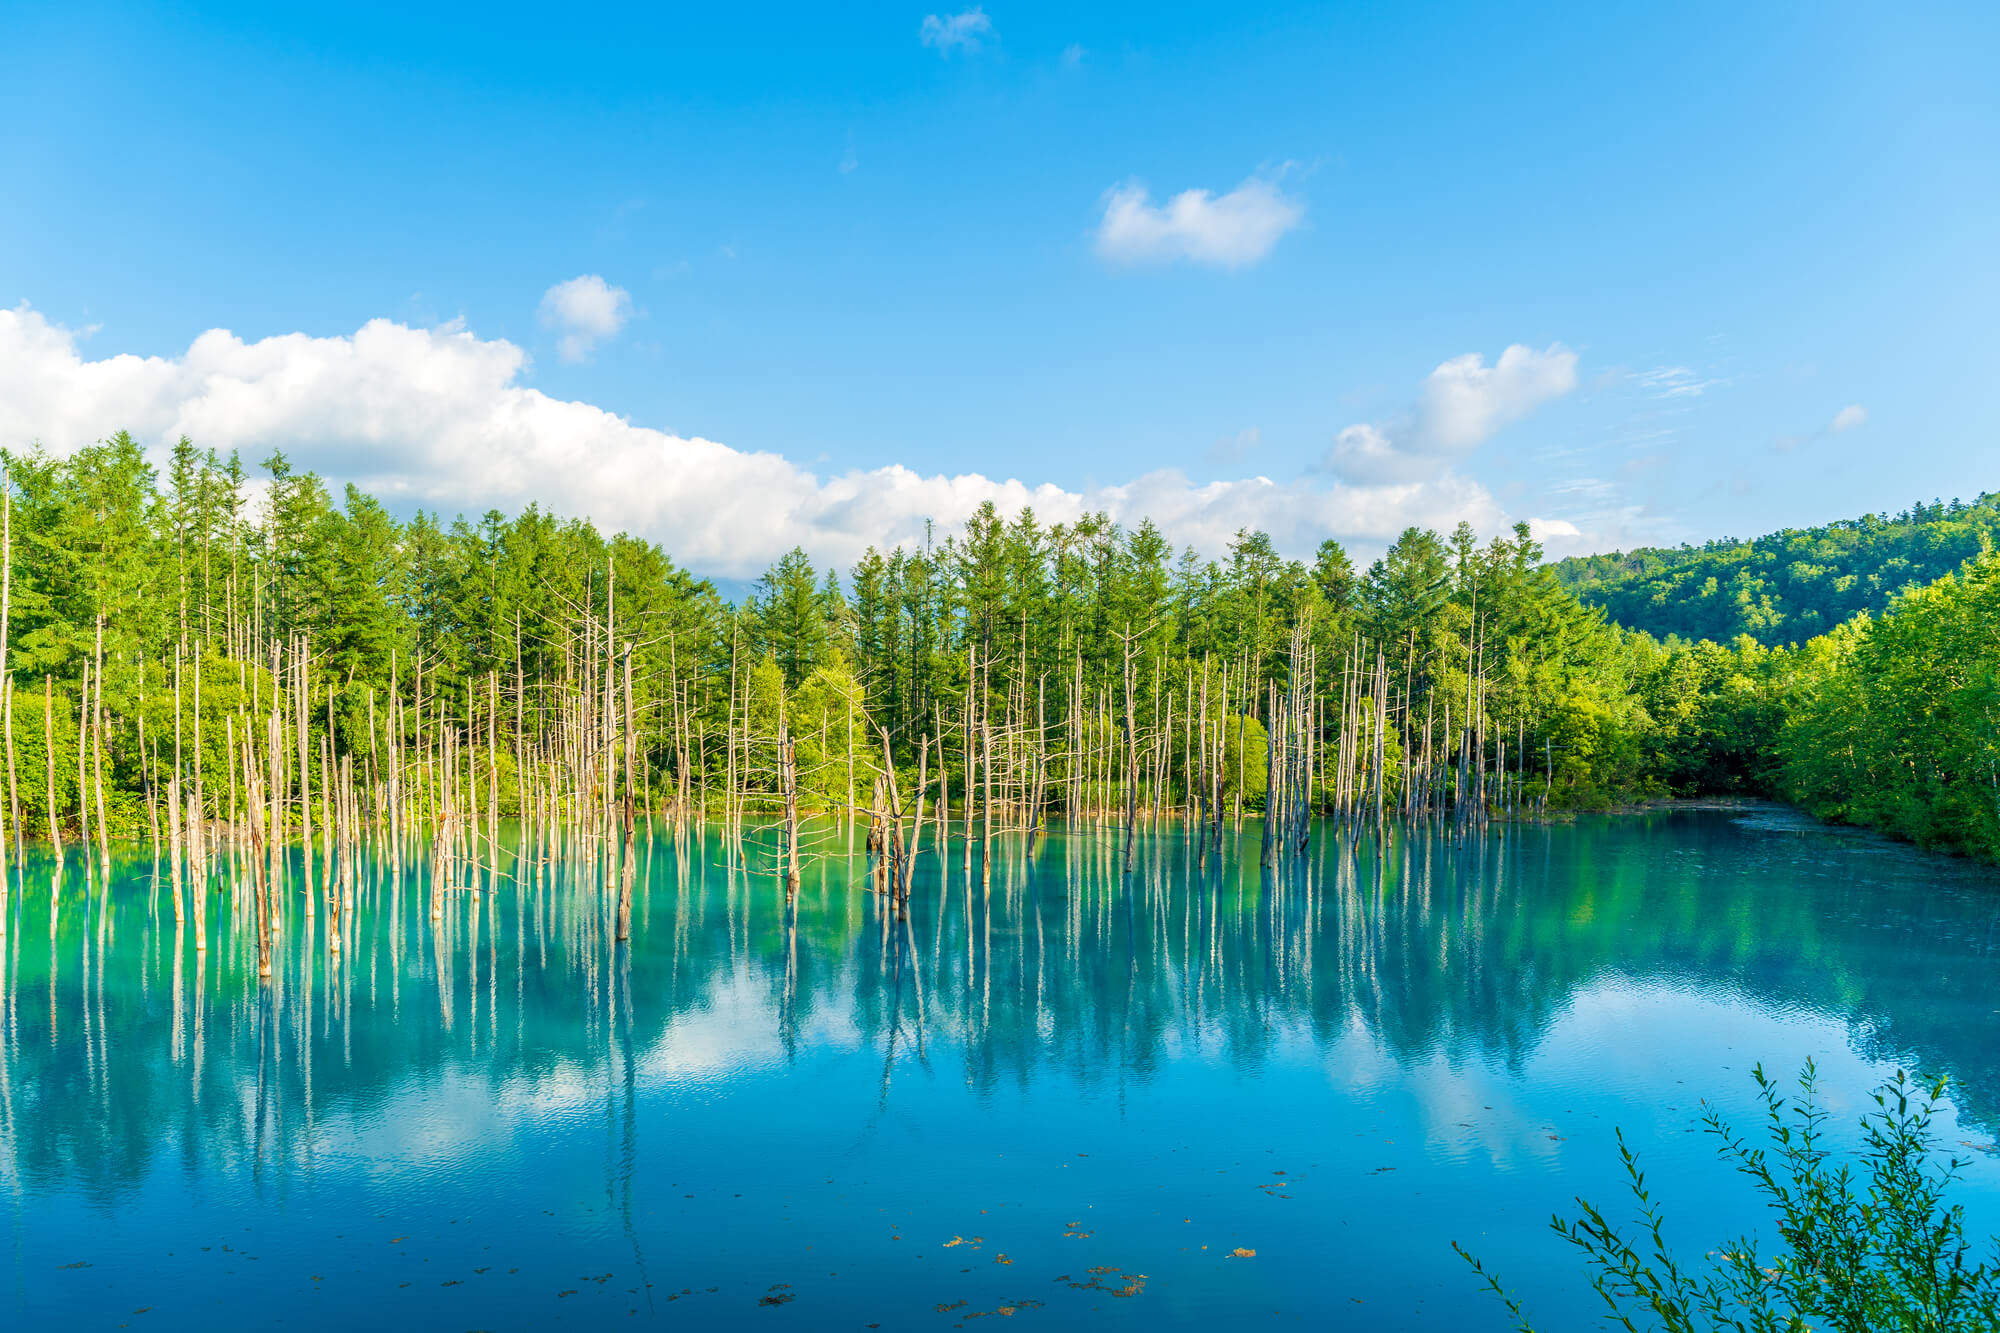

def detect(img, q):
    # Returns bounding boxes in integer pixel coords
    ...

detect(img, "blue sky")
[2,1,1996,578]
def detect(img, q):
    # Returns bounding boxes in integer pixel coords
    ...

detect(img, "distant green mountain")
[1551,492,2000,645]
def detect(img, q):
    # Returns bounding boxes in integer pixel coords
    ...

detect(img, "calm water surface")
[6,807,2000,1329]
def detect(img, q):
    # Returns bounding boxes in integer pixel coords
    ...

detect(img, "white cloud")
[1830,403,1867,432]
[0,303,1591,579]
[1325,343,1579,482]
[538,274,632,363]
[1094,175,1304,269]
[1420,345,1578,448]
[1061,43,1085,66]
[1632,365,1726,399]
[920,7,992,53]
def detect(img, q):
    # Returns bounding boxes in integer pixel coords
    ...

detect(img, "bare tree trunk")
[780,706,800,891]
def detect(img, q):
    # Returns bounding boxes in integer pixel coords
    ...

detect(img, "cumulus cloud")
[1094,175,1304,269]
[1530,516,1583,541]
[1324,343,1579,482]
[1830,403,1867,432]
[920,7,992,53]
[538,274,632,363]
[0,303,1588,579]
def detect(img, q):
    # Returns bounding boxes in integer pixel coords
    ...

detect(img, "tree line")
[3,431,1994,863]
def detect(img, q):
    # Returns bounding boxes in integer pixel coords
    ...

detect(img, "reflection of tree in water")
[4,810,1998,1206]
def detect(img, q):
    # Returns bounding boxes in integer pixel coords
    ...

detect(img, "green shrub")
[1458,1062,2000,1331]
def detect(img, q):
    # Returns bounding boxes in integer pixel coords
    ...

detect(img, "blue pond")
[6,807,2000,1329]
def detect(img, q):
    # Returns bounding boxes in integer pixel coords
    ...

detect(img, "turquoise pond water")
[5,808,2000,1329]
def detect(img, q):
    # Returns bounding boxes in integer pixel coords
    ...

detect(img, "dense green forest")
[1552,491,2000,645]
[2,431,1995,865]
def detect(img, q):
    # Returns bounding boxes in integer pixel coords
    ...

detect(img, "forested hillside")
[1552,492,2000,645]
[1,430,1994,865]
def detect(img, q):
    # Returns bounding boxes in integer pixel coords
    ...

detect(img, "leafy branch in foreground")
[1456,1061,2000,1332]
